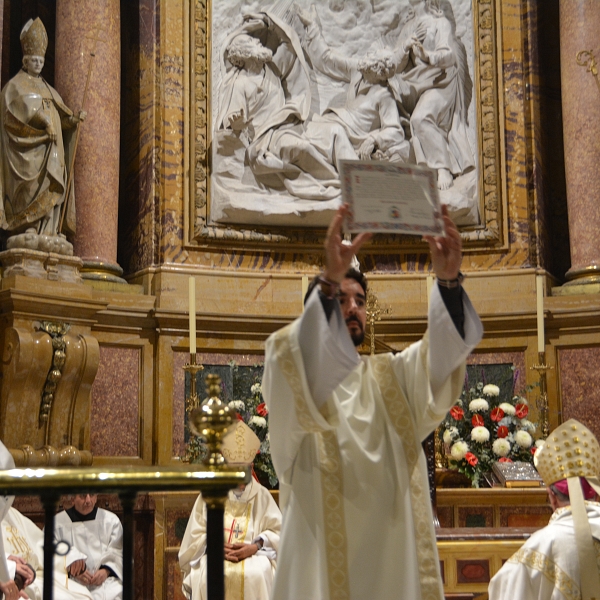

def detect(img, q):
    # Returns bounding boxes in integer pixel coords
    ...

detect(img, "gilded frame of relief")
[188,0,505,250]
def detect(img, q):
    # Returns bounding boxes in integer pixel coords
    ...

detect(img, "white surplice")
[262,284,483,600]
[54,508,123,600]
[179,478,282,600]
[489,503,600,600]
[0,441,14,586]
[2,506,93,600]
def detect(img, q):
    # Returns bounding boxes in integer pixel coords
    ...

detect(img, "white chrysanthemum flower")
[443,427,459,444]
[515,430,533,448]
[492,438,511,457]
[228,400,245,411]
[471,426,490,443]
[499,402,516,416]
[249,416,267,428]
[520,419,536,433]
[483,384,500,397]
[251,383,262,395]
[469,398,489,412]
[535,439,545,448]
[450,441,469,461]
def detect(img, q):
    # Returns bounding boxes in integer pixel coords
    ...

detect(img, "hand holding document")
[339,160,444,236]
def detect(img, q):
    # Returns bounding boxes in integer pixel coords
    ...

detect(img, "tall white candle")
[189,276,196,354]
[536,274,545,353]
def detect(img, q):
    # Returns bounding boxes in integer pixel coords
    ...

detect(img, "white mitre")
[221,421,260,465]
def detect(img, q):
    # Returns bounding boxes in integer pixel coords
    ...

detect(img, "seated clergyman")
[0,440,93,600]
[489,418,600,600]
[0,441,27,600]
[53,493,123,600]
[179,421,282,600]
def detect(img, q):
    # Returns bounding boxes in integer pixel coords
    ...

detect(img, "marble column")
[560,0,600,285]
[55,0,125,283]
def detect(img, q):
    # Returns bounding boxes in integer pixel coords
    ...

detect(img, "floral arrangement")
[227,380,278,489]
[440,379,544,487]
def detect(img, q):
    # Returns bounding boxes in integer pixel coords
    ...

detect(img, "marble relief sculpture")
[210,0,479,228]
[0,18,85,254]
[216,17,343,202]
[389,0,475,190]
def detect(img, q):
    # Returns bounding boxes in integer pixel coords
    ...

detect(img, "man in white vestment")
[489,419,600,600]
[262,203,483,600]
[0,442,92,600]
[179,421,282,600]
[53,494,123,600]
[0,441,28,600]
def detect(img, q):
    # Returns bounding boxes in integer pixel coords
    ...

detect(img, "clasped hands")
[68,559,109,587]
[8,556,34,588]
[224,541,261,563]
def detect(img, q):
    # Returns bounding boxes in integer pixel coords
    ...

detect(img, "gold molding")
[576,49,600,95]
[189,0,505,250]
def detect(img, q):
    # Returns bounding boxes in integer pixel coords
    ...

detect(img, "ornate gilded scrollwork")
[576,50,600,95]
[37,321,70,427]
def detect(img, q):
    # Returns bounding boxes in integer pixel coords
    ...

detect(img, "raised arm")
[296,206,372,406]
[295,3,355,82]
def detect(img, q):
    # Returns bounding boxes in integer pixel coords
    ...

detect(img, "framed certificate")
[339,160,444,236]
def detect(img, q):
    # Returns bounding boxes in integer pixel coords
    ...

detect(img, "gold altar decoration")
[531,353,551,439]
[576,49,600,95]
[38,321,70,427]
[183,352,204,463]
[365,288,392,355]
[183,353,204,415]
[189,374,234,467]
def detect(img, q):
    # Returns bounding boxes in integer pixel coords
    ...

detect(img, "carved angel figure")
[390,0,475,189]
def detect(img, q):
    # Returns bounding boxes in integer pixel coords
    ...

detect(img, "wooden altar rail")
[0,465,249,600]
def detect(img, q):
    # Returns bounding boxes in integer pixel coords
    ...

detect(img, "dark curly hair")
[304,268,367,305]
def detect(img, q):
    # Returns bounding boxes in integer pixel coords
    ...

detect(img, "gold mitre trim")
[20,18,48,57]
[535,419,600,486]
[221,420,260,465]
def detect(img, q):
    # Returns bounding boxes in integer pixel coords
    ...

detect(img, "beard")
[346,316,365,347]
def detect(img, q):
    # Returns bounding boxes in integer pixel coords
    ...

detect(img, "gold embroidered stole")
[3,523,33,563]
[223,500,252,600]
[273,329,351,599]
[371,353,443,600]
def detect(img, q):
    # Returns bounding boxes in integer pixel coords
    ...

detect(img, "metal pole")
[205,498,225,600]
[42,493,59,600]
[120,492,136,600]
